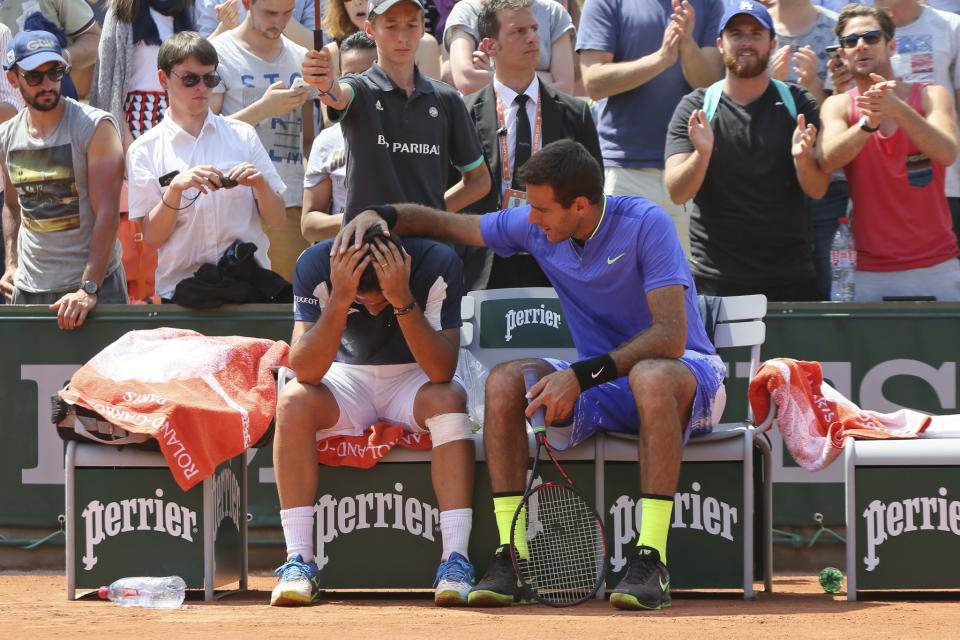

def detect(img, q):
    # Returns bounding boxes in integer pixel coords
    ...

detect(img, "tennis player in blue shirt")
[332,139,727,611]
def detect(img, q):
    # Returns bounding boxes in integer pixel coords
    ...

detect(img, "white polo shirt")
[126,109,285,299]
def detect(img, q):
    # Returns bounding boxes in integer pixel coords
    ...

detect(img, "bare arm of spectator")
[213,81,311,124]
[792,113,828,198]
[817,92,867,173]
[301,179,343,242]
[580,23,680,101]
[546,32,575,95]
[47,120,123,330]
[282,18,315,50]
[417,33,443,80]
[449,29,494,95]
[673,0,722,89]
[302,48,355,110]
[209,0,243,39]
[65,23,100,71]
[444,164,491,213]
[231,161,287,229]
[1,160,19,302]
[664,108,713,204]
[862,82,959,168]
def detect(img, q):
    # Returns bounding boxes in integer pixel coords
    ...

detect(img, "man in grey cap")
[0,30,126,329]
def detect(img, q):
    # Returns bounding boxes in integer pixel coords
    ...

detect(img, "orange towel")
[749,358,931,471]
[60,328,288,490]
[316,423,433,468]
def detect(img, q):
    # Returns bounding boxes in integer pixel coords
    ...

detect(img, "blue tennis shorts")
[541,350,727,451]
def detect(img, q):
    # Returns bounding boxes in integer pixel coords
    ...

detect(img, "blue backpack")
[702,78,797,121]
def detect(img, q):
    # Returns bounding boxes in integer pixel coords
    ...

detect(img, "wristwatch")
[81,280,100,295]
[859,115,880,133]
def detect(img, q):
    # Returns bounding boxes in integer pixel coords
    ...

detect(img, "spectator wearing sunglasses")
[819,5,960,301]
[125,31,287,302]
[0,30,127,328]
[873,0,960,251]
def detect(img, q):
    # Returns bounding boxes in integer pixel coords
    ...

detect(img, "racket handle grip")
[520,363,547,431]
[313,30,324,53]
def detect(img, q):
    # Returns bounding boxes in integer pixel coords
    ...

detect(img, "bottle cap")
[837,217,849,223]
[97,586,109,599]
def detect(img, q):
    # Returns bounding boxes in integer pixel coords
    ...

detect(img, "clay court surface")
[0,574,958,639]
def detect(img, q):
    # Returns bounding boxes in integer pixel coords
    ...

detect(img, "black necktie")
[512,93,531,190]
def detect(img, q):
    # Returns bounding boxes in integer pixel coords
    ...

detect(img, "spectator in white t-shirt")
[301,31,376,243]
[210,0,316,282]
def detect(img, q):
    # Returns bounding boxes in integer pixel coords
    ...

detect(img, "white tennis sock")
[440,508,472,561]
[280,506,315,564]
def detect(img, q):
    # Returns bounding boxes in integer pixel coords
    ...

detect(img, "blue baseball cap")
[717,0,775,37]
[4,30,68,72]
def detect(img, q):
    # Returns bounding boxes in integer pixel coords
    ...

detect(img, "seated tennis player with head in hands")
[333,139,727,610]
[272,227,478,608]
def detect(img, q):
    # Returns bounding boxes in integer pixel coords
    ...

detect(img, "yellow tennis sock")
[637,496,674,565]
[493,494,528,560]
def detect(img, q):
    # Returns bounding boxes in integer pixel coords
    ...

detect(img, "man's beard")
[723,48,770,78]
[28,89,61,111]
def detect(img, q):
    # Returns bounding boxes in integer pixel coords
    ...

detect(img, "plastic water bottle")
[830,216,856,302]
[98,576,186,608]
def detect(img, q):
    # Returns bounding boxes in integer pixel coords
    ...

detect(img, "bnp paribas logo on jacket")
[480,298,575,349]
[862,487,960,572]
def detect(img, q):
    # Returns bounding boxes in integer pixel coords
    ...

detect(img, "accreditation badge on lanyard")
[497,92,542,209]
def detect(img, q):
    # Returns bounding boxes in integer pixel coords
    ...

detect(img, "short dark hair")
[157,31,218,75]
[517,140,604,208]
[340,31,377,56]
[357,226,404,293]
[835,4,895,41]
[477,0,533,41]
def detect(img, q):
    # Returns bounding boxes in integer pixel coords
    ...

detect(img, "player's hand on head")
[525,368,579,426]
[329,245,371,306]
[370,239,413,308]
[331,210,390,256]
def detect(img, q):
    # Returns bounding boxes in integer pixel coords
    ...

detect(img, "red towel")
[316,423,433,468]
[60,328,288,490]
[749,358,931,471]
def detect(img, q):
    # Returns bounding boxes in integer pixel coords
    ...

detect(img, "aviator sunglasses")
[169,70,223,88]
[840,30,884,49]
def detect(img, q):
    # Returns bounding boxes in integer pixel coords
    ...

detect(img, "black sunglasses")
[840,30,884,49]
[19,65,67,86]
[170,70,222,88]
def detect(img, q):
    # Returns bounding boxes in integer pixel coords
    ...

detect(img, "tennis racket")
[510,363,607,607]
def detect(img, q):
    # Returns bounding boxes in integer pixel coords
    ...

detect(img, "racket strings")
[515,484,605,606]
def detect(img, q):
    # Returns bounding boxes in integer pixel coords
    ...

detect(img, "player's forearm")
[678,44,722,90]
[665,150,710,205]
[581,54,673,101]
[398,314,458,383]
[290,304,350,384]
[393,203,486,246]
[610,320,687,373]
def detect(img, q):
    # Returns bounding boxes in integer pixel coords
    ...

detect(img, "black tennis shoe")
[466,545,534,606]
[610,546,672,610]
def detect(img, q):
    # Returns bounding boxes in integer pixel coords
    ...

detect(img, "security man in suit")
[462,0,602,290]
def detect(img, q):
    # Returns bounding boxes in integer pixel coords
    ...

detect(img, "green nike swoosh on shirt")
[607,253,626,265]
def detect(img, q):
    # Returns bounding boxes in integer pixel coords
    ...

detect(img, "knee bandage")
[424,413,472,448]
